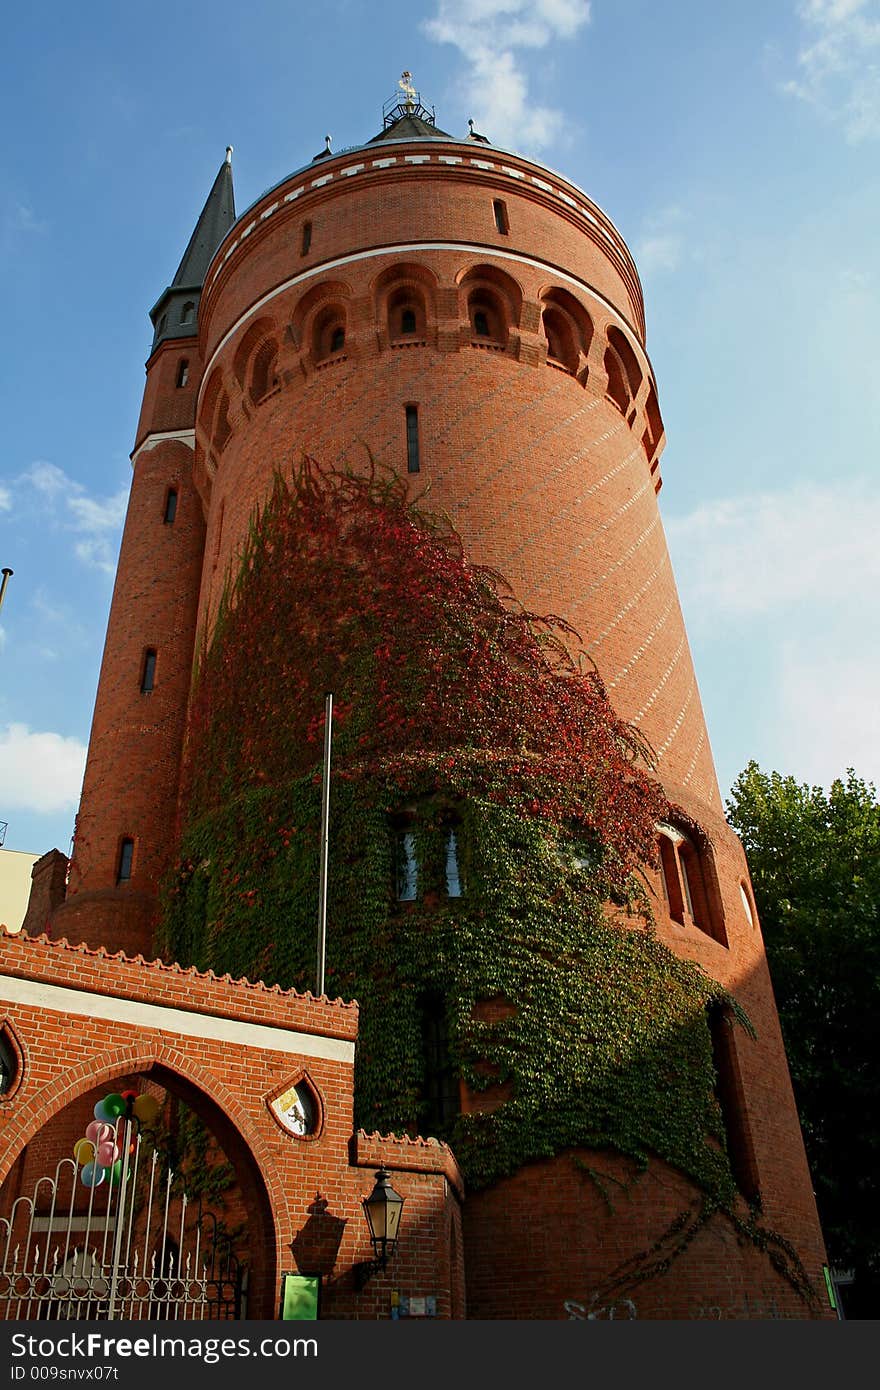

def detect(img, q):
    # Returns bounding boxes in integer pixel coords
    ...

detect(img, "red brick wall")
[58,338,207,954]
[36,134,831,1319]
[0,931,463,1320]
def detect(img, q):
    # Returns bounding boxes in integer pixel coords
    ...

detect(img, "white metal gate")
[0,1116,212,1320]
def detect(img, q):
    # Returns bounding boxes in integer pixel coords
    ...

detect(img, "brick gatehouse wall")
[0,929,465,1320]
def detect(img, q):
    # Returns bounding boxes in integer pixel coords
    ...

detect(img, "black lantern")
[354,1168,405,1289]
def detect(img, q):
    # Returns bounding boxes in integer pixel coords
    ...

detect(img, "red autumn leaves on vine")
[181,456,665,883]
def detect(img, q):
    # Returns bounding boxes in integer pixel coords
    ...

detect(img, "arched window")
[250,339,278,401]
[658,831,685,925]
[384,282,429,344]
[212,390,232,452]
[542,307,578,374]
[467,289,507,347]
[604,346,630,413]
[657,823,726,944]
[312,305,347,362]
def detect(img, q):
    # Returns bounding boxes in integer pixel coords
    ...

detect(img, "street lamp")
[354,1168,405,1289]
[0,568,12,619]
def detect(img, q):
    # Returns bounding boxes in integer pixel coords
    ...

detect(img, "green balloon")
[103,1093,126,1118]
[105,1160,130,1186]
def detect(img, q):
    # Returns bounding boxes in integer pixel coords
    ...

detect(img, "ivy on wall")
[157,457,815,1303]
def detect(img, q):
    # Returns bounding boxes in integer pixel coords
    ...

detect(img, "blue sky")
[1,0,878,856]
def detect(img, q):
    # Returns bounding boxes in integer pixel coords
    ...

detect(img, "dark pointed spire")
[149,149,237,353]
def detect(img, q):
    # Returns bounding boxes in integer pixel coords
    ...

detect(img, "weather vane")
[399,70,416,109]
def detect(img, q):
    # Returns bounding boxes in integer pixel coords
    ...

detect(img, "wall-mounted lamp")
[354,1167,405,1290]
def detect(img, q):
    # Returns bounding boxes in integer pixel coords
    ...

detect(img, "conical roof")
[149,150,236,352]
[369,110,455,143]
[171,151,236,288]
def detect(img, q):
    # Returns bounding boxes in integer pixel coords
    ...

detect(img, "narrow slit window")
[405,405,420,474]
[396,831,418,901]
[708,1003,761,1204]
[181,301,195,325]
[176,359,190,388]
[301,221,312,255]
[493,199,509,234]
[140,649,157,694]
[163,488,178,524]
[445,830,462,898]
[419,992,460,1136]
[117,838,134,884]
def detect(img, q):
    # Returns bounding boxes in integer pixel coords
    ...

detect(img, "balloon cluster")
[72,1089,161,1188]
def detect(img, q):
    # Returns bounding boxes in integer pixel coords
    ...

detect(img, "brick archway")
[0,930,466,1320]
[0,1042,285,1318]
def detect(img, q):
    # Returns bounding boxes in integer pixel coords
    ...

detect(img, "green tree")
[727,761,880,1315]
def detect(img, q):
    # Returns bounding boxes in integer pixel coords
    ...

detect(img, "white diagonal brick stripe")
[608,594,675,688]
[632,631,686,726]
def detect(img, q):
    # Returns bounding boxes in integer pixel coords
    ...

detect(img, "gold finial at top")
[399,70,416,109]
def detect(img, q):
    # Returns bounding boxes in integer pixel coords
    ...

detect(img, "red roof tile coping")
[0,928,359,1041]
[351,1129,465,1197]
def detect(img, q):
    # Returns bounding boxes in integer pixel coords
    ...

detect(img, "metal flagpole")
[316,692,333,997]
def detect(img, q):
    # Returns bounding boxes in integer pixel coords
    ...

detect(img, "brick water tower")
[47,80,832,1319]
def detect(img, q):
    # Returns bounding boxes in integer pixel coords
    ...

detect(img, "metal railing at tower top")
[382,72,437,129]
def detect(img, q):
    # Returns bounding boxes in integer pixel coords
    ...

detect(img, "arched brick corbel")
[346,294,376,357]
[584,323,612,399]
[435,285,462,353]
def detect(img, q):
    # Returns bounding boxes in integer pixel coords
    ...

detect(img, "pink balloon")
[85,1121,113,1145]
[96,1140,118,1167]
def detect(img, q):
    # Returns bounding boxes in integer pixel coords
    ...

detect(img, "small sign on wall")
[391,1291,437,1318]
[280,1272,321,1320]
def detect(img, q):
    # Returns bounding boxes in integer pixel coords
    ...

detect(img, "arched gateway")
[0,929,465,1319]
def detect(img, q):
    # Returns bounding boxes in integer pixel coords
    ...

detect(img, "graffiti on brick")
[564,1296,638,1319]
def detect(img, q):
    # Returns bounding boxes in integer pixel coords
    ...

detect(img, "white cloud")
[783,0,880,141]
[423,0,591,150]
[23,461,68,497]
[666,479,880,619]
[0,485,11,511]
[17,461,127,574]
[634,207,687,275]
[67,490,128,534]
[774,642,880,787]
[0,723,86,814]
